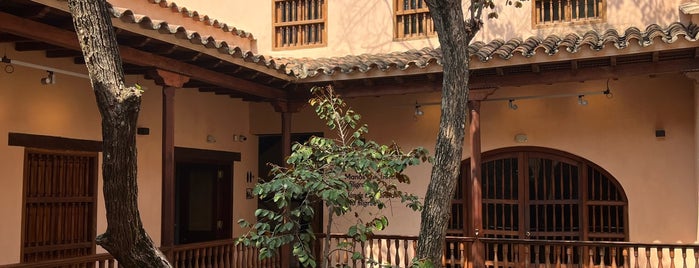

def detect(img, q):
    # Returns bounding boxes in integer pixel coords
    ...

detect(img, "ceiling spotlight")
[578,95,588,106]
[508,99,518,110]
[604,79,614,98]
[414,102,424,116]
[40,71,55,85]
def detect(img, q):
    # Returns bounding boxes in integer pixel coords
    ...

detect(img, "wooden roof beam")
[0,11,287,100]
[15,41,61,51]
[329,57,699,98]
[46,49,82,58]
[31,0,293,82]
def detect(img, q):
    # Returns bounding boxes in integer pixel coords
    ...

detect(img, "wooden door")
[175,162,232,244]
[21,149,98,262]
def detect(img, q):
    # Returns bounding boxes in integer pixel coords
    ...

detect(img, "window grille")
[273,0,327,49]
[533,0,604,26]
[450,148,627,243]
[395,0,435,39]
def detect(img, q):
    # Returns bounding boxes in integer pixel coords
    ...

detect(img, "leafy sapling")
[238,85,432,268]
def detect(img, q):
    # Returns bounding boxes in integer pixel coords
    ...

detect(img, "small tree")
[238,85,431,268]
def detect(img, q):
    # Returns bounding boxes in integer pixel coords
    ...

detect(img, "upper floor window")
[273,0,327,50]
[533,0,605,27]
[394,0,435,39]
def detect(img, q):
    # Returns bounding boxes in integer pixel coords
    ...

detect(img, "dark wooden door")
[21,149,98,262]
[175,162,232,244]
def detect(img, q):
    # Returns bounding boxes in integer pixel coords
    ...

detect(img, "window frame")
[451,146,629,242]
[532,0,606,28]
[272,0,328,50]
[393,0,436,40]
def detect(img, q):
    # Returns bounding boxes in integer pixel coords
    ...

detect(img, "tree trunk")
[417,0,480,265]
[67,1,171,267]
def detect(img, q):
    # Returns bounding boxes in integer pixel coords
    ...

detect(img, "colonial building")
[0,0,698,267]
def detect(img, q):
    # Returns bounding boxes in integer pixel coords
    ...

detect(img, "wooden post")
[154,69,189,262]
[469,99,484,268]
[282,111,292,161]
[272,100,305,268]
[685,72,699,243]
[468,88,495,268]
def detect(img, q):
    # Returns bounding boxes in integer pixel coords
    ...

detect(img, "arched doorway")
[449,147,628,242]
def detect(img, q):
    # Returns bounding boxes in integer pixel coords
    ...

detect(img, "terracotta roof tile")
[144,0,254,39]
[264,22,699,79]
[109,2,256,59]
[102,1,699,81]
[103,1,699,81]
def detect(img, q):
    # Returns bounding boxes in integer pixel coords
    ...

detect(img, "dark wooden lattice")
[21,149,98,262]
[448,147,628,265]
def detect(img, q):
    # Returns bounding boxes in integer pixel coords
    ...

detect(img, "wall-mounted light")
[514,133,528,143]
[40,71,55,85]
[136,127,150,135]
[655,129,666,138]
[577,95,588,106]
[508,99,518,110]
[233,134,247,142]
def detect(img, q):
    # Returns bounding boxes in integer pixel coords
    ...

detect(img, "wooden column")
[153,69,189,261]
[685,72,699,243]
[469,99,485,268]
[282,112,292,161]
[468,88,495,268]
[271,100,305,268]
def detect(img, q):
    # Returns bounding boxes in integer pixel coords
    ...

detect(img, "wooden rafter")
[0,11,287,100]
[329,55,699,98]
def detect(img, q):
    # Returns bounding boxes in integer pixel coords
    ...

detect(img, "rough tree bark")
[67,1,171,267]
[417,0,484,265]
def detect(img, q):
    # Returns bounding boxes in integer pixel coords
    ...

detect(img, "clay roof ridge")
[145,0,254,39]
[109,7,249,55]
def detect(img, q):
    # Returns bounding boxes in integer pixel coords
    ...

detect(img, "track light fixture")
[508,99,518,110]
[40,71,55,85]
[412,80,614,114]
[577,95,588,106]
[1,56,89,81]
[414,102,424,116]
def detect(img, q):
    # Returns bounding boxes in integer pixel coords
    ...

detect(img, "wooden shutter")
[21,149,98,262]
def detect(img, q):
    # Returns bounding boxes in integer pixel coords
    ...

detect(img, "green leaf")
[352,252,363,260]
[235,85,431,267]
[374,220,384,230]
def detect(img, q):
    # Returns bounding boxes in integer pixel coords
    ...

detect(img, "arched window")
[449,147,628,242]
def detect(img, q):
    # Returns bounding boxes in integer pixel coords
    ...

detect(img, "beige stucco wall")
[0,49,257,264]
[165,0,688,57]
[250,73,698,243]
[0,51,102,264]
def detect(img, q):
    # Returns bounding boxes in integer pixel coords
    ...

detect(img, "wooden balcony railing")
[168,239,280,268]
[319,235,699,268]
[0,253,116,268]
[1,236,696,268]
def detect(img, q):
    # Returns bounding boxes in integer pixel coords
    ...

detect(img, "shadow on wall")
[334,0,438,54]
[478,0,684,42]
